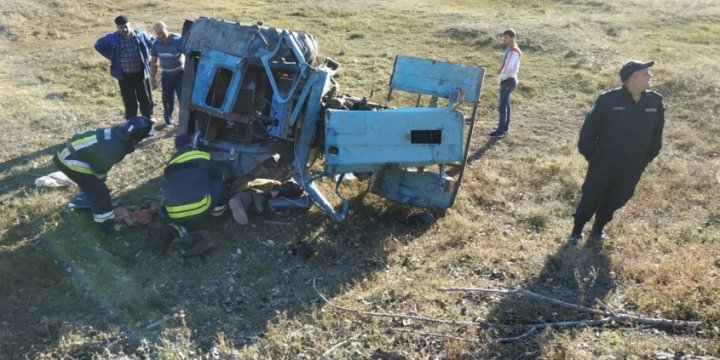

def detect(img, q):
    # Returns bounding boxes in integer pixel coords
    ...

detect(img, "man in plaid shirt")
[95,15,155,121]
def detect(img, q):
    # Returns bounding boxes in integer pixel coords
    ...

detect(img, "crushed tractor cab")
[178,17,485,221]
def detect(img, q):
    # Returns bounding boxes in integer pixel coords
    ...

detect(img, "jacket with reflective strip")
[163,147,215,219]
[57,127,134,178]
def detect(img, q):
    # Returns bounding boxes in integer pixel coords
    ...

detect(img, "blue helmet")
[116,116,155,143]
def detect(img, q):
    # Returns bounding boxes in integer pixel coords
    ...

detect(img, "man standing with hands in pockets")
[150,21,184,127]
[490,28,522,139]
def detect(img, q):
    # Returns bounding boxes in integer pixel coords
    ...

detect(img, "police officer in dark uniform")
[53,116,155,233]
[162,134,229,238]
[567,60,665,245]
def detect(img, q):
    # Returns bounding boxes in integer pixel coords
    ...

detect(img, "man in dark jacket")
[53,117,155,233]
[568,60,665,245]
[94,15,155,120]
[162,134,229,238]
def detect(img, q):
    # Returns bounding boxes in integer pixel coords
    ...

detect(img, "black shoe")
[174,231,215,257]
[567,232,582,246]
[588,231,606,241]
[292,241,314,259]
[148,222,179,253]
[489,130,506,138]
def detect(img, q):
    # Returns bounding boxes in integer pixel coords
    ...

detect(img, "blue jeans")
[496,77,517,133]
[161,70,183,124]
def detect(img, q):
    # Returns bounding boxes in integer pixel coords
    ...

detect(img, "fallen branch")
[322,333,362,357]
[498,326,537,343]
[146,313,174,330]
[439,286,701,330]
[313,278,486,327]
[525,314,700,330]
[389,326,538,344]
[389,327,476,342]
[440,286,604,315]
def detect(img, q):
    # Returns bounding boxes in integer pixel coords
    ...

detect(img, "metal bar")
[448,72,484,207]
[178,55,197,134]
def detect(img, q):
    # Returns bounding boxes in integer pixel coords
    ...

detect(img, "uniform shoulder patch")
[600,87,622,97]
[647,90,664,100]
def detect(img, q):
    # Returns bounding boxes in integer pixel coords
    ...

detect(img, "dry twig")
[439,286,701,330]
[322,333,362,357]
[440,286,604,315]
[313,278,486,327]
[313,279,700,348]
[389,327,476,342]
[387,326,538,344]
[498,326,537,343]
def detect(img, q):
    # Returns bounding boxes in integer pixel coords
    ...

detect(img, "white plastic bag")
[35,171,76,188]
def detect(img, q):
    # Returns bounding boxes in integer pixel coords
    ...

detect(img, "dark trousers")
[496,77,517,133]
[573,161,647,225]
[169,179,228,232]
[118,71,153,120]
[161,70,183,124]
[53,154,113,222]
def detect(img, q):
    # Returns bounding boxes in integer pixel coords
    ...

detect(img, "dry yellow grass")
[1,0,719,358]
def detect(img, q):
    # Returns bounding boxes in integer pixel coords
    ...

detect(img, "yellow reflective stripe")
[168,150,210,165]
[71,134,98,150]
[57,148,106,178]
[57,149,94,175]
[166,194,212,218]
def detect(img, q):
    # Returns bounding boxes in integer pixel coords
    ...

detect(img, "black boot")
[148,222,177,253]
[567,220,585,246]
[589,221,607,240]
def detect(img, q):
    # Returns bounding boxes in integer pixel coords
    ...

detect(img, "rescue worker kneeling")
[53,116,155,234]
[162,134,229,239]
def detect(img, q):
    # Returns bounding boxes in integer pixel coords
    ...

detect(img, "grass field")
[1,0,719,358]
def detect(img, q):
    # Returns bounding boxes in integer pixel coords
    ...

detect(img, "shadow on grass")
[0,210,118,357]
[1,173,431,357]
[0,144,62,203]
[446,137,499,178]
[482,238,615,359]
[0,144,60,175]
[468,137,499,164]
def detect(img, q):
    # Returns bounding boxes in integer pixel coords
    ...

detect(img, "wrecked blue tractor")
[178,17,485,221]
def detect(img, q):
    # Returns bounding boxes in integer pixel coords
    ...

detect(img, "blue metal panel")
[268,96,290,137]
[390,55,484,103]
[323,108,464,174]
[190,50,242,112]
[369,168,455,209]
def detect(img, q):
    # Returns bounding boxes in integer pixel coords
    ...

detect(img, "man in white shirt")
[490,29,522,138]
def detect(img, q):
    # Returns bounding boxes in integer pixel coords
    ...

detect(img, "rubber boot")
[250,191,267,213]
[229,192,252,225]
[567,220,585,246]
[589,221,607,241]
